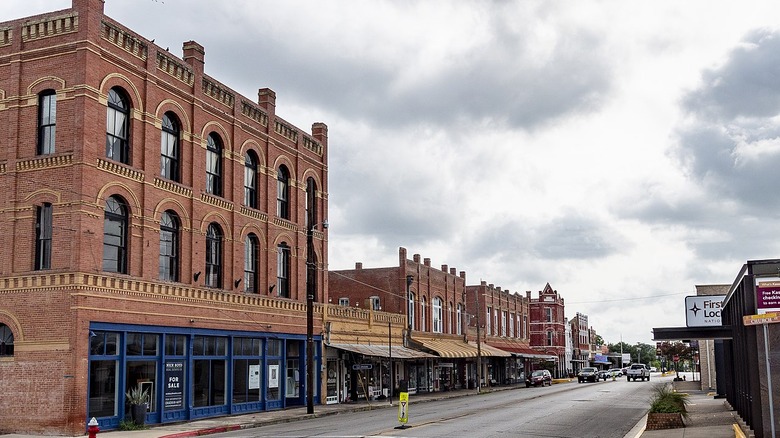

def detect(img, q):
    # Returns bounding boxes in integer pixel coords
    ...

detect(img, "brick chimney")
[182,41,205,74]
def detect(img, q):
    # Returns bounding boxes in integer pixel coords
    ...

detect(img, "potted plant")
[125,384,149,426]
[645,384,689,430]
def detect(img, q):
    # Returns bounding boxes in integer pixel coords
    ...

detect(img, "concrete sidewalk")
[627,380,747,438]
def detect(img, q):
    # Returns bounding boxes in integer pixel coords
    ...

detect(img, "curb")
[160,425,241,438]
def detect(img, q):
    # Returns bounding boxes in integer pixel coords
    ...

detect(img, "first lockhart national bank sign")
[685,295,725,327]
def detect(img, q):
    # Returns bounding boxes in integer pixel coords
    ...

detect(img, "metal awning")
[414,338,479,358]
[468,341,512,358]
[485,340,557,359]
[326,343,436,359]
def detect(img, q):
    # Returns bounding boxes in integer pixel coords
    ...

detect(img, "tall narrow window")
[37,90,56,155]
[160,112,180,181]
[432,297,442,333]
[305,177,317,229]
[420,297,427,332]
[276,165,290,220]
[244,152,258,208]
[35,203,53,270]
[206,133,222,196]
[276,242,290,298]
[103,196,128,273]
[244,234,258,293]
[501,310,507,337]
[545,307,552,323]
[486,307,491,335]
[205,223,222,288]
[159,210,179,282]
[408,292,416,330]
[456,304,462,336]
[106,87,130,164]
[547,331,554,346]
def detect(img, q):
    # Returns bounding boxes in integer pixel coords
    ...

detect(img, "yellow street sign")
[743,312,780,326]
[398,392,409,424]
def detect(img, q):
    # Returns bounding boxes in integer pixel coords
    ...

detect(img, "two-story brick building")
[0,0,328,434]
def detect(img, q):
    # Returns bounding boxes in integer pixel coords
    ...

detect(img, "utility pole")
[475,287,481,394]
[306,224,315,414]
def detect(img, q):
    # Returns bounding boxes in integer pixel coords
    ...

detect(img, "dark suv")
[526,369,552,387]
[577,367,600,383]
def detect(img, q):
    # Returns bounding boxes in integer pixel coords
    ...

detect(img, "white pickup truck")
[626,363,650,381]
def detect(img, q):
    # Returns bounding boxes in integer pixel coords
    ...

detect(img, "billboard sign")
[755,278,780,314]
[685,295,725,327]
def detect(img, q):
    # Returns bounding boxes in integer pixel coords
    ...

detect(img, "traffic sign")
[743,312,780,326]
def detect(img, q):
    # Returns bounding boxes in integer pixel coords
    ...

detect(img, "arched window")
[432,297,443,333]
[0,324,13,356]
[206,133,222,196]
[420,297,427,332]
[547,330,554,346]
[106,87,130,164]
[159,210,179,282]
[305,177,317,229]
[161,112,180,181]
[37,89,56,155]
[205,223,222,288]
[35,203,53,270]
[276,165,290,220]
[244,234,259,293]
[244,151,258,208]
[276,242,290,298]
[456,304,463,336]
[103,196,128,273]
[408,292,416,330]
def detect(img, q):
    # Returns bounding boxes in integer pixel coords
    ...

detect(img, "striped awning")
[413,338,511,358]
[326,343,436,359]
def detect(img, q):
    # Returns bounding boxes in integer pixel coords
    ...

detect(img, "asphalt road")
[215,373,666,438]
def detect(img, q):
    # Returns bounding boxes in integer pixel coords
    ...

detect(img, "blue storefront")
[87,322,321,429]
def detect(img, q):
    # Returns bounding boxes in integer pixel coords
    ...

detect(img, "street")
[214,373,667,438]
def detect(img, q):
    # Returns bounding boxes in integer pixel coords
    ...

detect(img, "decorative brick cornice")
[275,120,298,143]
[203,78,234,107]
[241,100,268,127]
[157,52,194,86]
[0,27,11,48]
[239,206,268,222]
[102,21,147,61]
[302,135,322,156]
[16,153,73,172]
[272,216,298,232]
[21,13,78,42]
[200,192,233,211]
[153,177,192,198]
[97,158,144,182]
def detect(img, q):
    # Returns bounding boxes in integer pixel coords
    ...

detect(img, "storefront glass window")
[89,360,117,418]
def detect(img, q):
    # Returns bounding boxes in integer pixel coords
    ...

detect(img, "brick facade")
[528,283,567,377]
[0,0,327,434]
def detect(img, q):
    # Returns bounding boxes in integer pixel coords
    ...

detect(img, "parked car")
[608,368,623,377]
[597,369,610,380]
[577,367,600,383]
[649,367,658,372]
[526,369,552,387]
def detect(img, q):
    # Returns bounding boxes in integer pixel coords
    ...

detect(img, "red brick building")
[329,248,486,393]
[0,0,328,434]
[570,312,591,372]
[528,283,567,378]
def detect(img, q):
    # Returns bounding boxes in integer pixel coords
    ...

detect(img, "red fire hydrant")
[87,417,99,438]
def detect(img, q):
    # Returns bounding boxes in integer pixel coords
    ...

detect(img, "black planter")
[130,403,147,426]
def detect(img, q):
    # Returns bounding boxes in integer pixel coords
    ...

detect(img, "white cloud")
[8,0,780,345]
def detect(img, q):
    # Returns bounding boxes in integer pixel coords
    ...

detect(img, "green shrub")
[648,384,689,418]
[118,419,147,431]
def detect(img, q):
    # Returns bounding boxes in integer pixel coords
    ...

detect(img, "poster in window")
[268,364,279,388]
[164,360,184,410]
[249,364,260,390]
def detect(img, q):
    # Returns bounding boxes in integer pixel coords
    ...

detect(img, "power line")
[567,292,685,305]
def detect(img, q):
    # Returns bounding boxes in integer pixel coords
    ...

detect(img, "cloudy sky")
[8,1,780,346]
